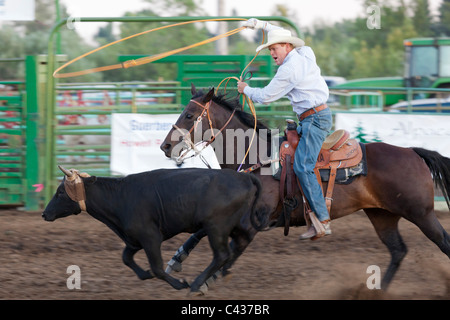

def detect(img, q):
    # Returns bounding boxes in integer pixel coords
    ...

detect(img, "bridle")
[172,98,236,165]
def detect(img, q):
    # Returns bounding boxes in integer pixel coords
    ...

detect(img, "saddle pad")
[319,143,367,184]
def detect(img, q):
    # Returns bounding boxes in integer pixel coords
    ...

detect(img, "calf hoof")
[138,270,154,280]
[182,279,190,288]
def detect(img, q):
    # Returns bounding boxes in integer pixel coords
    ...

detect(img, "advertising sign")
[335,113,450,157]
[110,113,220,175]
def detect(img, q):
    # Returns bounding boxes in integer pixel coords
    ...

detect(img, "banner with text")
[335,113,450,157]
[110,113,220,175]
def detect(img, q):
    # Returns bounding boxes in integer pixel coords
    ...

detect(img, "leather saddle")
[279,121,363,235]
[280,124,362,173]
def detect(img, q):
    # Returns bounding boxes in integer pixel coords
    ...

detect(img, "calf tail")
[248,174,268,231]
[412,147,450,210]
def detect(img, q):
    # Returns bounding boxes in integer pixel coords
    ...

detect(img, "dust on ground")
[0,208,449,300]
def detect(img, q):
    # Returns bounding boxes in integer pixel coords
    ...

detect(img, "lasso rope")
[53,18,248,78]
[54,17,266,171]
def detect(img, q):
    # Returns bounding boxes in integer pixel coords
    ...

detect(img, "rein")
[173,99,236,165]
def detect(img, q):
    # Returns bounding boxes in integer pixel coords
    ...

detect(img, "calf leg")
[364,208,408,290]
[142,240,189,290]
[197,230,255,294]
[122,245,154,280]
[222,228,257,277]
[190,232,230,294]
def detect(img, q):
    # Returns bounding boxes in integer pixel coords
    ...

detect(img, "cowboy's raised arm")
[242,18,283,32]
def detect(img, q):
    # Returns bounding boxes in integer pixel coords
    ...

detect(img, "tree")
[412,0,432,36]
[438,0,450,36]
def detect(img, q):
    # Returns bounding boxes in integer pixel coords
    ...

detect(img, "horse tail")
[248,174,268,231]
[412,147,450,209]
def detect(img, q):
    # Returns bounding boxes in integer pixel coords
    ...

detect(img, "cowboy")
[238,18,332,240]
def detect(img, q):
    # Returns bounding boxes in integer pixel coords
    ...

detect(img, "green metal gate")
[0,78,25,206]
[0,56,42,209]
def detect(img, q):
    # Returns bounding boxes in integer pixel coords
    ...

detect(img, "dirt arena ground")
[0,207,449,301]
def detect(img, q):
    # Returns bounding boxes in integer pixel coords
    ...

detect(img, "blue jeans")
[293,107,332,221]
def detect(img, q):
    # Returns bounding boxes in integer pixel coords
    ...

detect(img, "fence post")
[24,56,42,210]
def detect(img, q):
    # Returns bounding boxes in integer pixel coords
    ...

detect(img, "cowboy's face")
[268,43,293,66]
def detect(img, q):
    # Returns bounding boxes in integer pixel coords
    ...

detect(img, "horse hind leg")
[364,208,408,291]
[407,209,450,259]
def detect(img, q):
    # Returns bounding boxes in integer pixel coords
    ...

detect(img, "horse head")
[160,84,217,159]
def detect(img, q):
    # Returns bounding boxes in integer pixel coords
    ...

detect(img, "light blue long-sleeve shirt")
[243,28,329,115]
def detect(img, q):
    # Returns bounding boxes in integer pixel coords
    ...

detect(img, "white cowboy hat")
[256,29,305,52]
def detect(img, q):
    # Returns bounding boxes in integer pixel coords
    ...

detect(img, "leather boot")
[299,221,331,240]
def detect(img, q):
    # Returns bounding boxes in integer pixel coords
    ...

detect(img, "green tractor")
[333,37,450,106]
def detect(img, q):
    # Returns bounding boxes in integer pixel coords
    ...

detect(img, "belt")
[297,104,328,121]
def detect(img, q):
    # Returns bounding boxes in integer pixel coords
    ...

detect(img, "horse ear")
[191,83,196,96]
[203,87,215,103]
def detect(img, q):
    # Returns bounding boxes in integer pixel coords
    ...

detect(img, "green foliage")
[305,0,440,79]
[1,0,449,82]
[437,0,450,35]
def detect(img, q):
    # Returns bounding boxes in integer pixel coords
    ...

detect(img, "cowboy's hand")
[242,18,265,30]
[237,81,248,94]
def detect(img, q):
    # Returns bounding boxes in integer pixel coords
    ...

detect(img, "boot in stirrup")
[299,220,331,240]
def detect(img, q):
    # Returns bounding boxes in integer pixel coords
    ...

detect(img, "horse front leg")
[165,229,207,273]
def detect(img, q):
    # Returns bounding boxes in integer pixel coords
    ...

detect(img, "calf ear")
[203,87,215,103]
[82,176,97,185]
[191,83,196,96]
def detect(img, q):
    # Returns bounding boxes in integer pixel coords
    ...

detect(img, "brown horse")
[160,85,450,291]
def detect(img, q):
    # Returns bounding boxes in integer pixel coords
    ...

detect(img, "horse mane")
[192,90,272,138]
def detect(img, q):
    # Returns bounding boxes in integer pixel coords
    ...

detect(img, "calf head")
[42,166,95,221]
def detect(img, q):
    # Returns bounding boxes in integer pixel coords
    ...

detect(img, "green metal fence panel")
[23,56,44,210]
[0,78,25,206]
[117,54,275,104]
[0,56,46,210]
